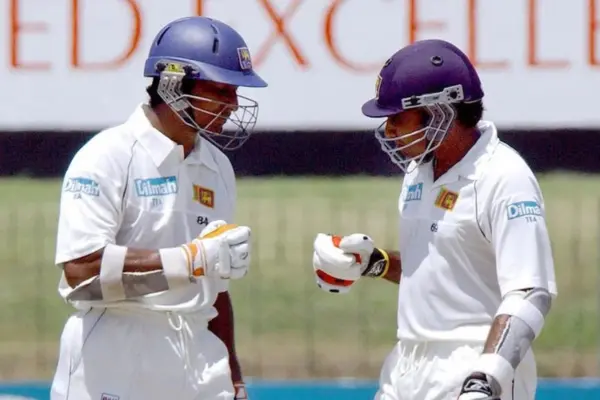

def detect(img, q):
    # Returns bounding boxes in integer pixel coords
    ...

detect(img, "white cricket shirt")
[396,120,557,341]
[55,104,236,316]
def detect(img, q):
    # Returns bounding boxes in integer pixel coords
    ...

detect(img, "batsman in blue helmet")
[312,40,556,399]
[51,17,266,400]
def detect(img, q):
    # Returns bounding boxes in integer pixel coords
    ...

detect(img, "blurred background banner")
[0,1,599,399]
[1,0,598,130]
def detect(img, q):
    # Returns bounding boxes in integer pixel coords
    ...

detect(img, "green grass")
[0,174,598,380]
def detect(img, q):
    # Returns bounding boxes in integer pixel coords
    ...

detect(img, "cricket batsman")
[51,16,267,399]
[311,39,557,399]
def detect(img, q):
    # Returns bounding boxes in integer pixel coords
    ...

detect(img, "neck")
[432,128,480,180]
[144,104,196,156]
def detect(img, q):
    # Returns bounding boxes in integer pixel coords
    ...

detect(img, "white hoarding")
[0,0,598,130]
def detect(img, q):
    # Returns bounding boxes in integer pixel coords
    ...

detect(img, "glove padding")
[184,220,251,279]
[234,382,248,399]
[457,373,501,400]
[312,233,375,293]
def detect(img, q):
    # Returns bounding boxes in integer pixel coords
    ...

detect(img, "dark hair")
[454,100,484,128]
[146,78,195,108]
[146,78,163,108]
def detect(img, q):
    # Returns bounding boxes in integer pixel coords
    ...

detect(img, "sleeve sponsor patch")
[506,200,542,220]
[63,177,100,197]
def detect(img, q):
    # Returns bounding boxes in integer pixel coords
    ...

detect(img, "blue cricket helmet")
[143,16,267,151]
[144,16,267,88]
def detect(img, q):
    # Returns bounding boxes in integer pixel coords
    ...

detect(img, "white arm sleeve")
[485,170,557,297]
[55,147,124,265]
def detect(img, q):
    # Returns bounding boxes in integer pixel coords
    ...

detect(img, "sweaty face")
[187,81,239,134]
[385,109,431,159]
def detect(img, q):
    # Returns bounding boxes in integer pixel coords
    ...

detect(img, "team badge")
[193,185,215,208]
[375,75,382,99]
[237,47,252,70]
[434,187,459,211]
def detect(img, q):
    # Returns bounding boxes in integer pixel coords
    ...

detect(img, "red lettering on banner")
[527,0,569,68]
[195,0,205,15]
[71,0,142,70]
[324,0,383,73]
[10,0,51,70]
[253,0,309,69]
[6,1,600,74]
[467,0,509,69]
[407,0,446,44]
[590,0,600,66]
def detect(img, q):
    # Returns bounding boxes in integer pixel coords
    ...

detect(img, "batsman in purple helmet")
[312,39,557,399]
[51,16,266,399]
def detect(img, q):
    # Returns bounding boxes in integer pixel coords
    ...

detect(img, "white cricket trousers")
[375,340,537,400]
[51,307,235,400]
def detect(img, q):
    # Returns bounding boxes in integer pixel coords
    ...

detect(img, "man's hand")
[182,220,251,279]
[312,233,388,293]
[457,372,501,400]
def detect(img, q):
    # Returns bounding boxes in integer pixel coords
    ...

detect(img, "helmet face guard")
[155,65,259,151]
[368,85,465,173]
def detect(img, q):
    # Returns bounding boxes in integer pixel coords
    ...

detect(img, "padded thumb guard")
[201,220,231,238]
[223,226,251,246]
[337,234,375,265]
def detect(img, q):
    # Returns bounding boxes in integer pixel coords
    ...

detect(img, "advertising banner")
[1,0,598,130]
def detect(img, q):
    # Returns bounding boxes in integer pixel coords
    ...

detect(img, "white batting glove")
[234,382,248,399]
[182,220,251,280]
[312,233,376,293]
[457,373,501,400]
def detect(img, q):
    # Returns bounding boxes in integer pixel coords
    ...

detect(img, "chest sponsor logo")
[134,176,178,197]
[404,182,423,202]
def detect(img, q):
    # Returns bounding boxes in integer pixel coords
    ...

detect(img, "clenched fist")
[182,220,251,280]
[312,233,389,293]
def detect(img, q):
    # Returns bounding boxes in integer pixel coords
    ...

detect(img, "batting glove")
[181,220,251,280]
[312,233,389,294]
[457,372,501,400]
[234,382,248,399]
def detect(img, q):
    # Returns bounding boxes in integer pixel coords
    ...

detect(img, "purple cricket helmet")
[361,39,484,172]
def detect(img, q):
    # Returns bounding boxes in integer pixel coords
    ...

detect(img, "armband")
[99,244,127,300]
[362,248,390,278]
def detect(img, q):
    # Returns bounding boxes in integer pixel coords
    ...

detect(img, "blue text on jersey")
[64,177,100,196]
[506,200,542,220]
[404,183,423,202]
[135,176,178,197]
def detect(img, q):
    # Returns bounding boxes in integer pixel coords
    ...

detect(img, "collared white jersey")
[55,104,236,316]
[396,120,557,341]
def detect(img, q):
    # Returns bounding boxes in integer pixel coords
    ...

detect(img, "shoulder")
[61,125,137,203]
[67,123,137,177]
[478,141,541,200]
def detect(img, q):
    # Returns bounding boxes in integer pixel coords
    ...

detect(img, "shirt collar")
[184,136,220,172]
[128,104,219,171]
[455,120,500,179]
[427,120,500,186]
